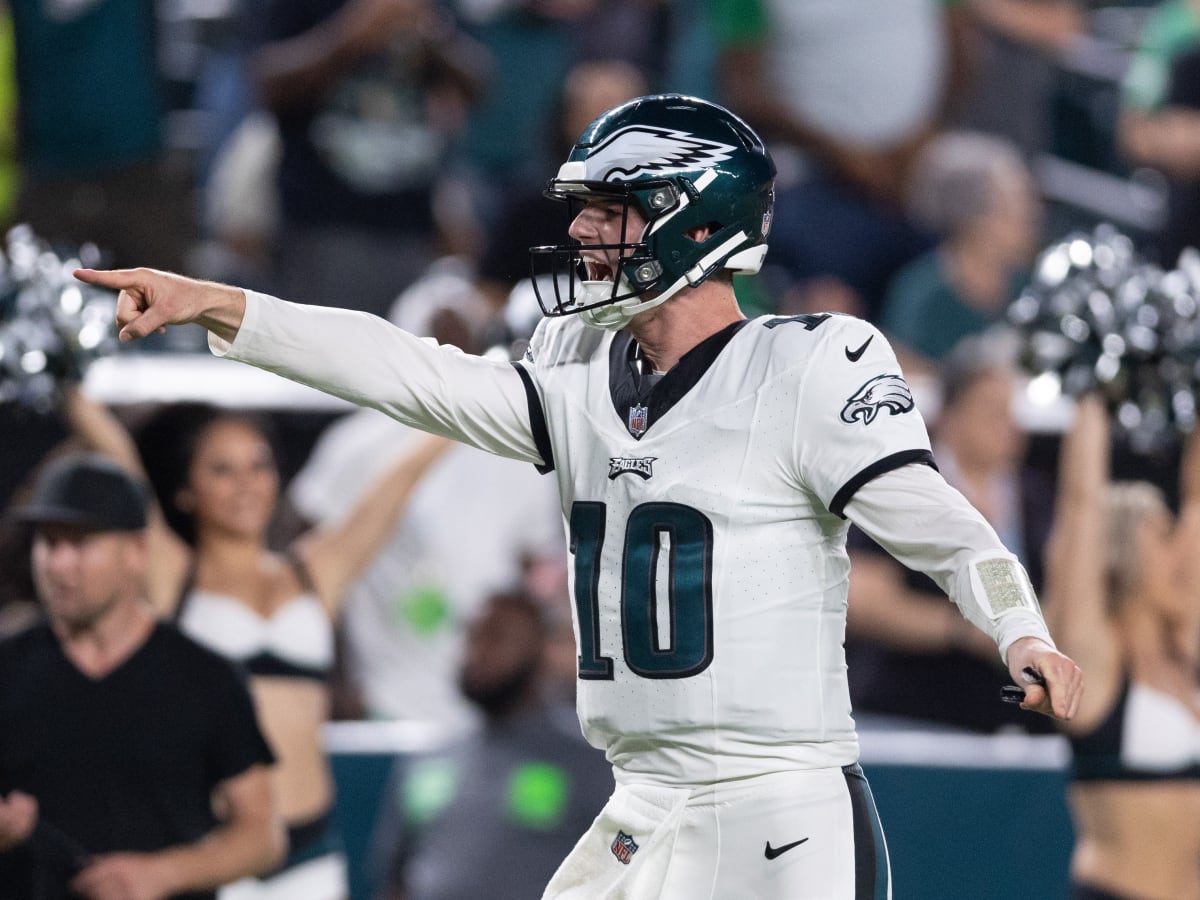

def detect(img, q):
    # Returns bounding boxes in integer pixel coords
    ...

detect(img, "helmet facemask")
[531,180,682,330]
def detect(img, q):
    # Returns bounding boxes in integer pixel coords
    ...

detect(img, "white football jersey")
[515,312,933,785]
[221,294,946,787]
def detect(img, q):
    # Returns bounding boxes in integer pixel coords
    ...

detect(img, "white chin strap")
[575,236,768,331]
[577,275,685,331]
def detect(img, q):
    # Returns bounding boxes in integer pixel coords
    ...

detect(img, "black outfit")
[0,621,275,900]
[846,466,1058,734]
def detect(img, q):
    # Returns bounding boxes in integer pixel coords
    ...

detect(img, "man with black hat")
[0,452,285,900]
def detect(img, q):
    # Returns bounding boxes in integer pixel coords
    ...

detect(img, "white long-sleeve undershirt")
[845,462,1054,663]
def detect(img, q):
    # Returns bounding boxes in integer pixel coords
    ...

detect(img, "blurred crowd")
[4,0,1200,898]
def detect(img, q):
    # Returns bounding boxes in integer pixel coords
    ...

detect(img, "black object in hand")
[1000,667,1047,705]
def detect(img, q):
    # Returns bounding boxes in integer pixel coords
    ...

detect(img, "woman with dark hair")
[62,386,451,899]
[1046,394,1200,900]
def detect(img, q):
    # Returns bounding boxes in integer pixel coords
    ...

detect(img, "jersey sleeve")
[508,315,579,475]
[793,318,934,516]
[212,291,546,466]
[845,464,1054,663]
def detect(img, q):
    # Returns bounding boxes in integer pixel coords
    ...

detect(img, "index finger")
[73,268,167,343]
[73,267,144,291]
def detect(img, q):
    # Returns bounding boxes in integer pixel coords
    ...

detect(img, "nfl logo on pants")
[611,830,639,865]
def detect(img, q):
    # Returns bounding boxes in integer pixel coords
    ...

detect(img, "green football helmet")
[530,94,777,330]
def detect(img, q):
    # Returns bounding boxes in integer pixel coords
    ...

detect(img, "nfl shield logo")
[611,830,639,865]
[628,404,649,437]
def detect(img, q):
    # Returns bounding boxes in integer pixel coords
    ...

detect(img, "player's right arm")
[72,268,548,466]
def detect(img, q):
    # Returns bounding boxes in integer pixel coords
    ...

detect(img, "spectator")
[711,0,962,318]
[286,262,566,731]
[370,589,613,900]
[1156,42,1200,266]
[8,0,196,270]
[1045,394,1200,900]
[878,130,1042,379]
[252,0,489,316]
[846,336,1057,733]
[1118,0,1200,266]
[0,452,283,899]
[58,387,452,899]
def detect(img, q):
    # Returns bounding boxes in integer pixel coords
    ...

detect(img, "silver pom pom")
[1008,224,1200,454]
[0,225,118,413]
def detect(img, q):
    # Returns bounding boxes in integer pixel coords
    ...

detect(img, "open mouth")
[581,257,614,282]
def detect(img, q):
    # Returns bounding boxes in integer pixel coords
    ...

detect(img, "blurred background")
[3,1,1200,897]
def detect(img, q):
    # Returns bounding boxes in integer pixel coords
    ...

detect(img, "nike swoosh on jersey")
[764,837,809,860]
[845,335,874,362]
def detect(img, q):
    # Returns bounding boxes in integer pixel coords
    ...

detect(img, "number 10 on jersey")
[570,501,715,680]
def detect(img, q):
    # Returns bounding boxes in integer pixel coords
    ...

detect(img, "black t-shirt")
[0,621,275,900]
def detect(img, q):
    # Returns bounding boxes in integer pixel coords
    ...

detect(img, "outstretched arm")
[846,550,997,659]
[1119,106,1200,180]
[255,0,433,115]
[968,0,1086,52]
[74,269,545,465]
[294,432,455,614]
[846,464,1083,721]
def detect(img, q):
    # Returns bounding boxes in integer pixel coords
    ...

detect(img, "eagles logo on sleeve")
[840,374,915,425]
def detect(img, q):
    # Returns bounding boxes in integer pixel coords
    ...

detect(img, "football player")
[76,94,1082,899]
